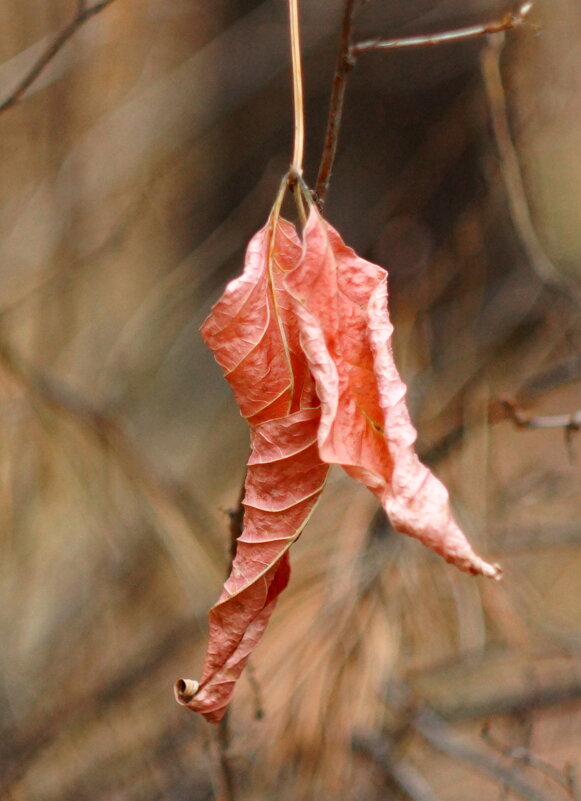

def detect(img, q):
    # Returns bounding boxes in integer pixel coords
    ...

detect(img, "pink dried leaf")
[177,204,501,725]
[284,208,501,580]
[176,217,328,722]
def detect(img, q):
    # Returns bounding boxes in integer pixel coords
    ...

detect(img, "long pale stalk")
[289,0,305,174]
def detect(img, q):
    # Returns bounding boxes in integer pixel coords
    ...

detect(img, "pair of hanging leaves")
[176,196,501,723]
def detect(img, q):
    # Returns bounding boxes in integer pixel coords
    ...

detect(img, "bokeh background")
[1,1,580,799]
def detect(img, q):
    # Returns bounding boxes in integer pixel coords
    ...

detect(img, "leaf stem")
[288,0,305,175]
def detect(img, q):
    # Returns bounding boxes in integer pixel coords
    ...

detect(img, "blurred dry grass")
[0,1,580,800]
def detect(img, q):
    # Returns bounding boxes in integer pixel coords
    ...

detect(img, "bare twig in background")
[421,382,581,469]
[0,613,207,793]
[480,28,581,306]
[516,356,581,403]
[212,447,247,800]
[480,29,559,284]
[314,0,358,205]
[217,711,237,801]
[351,2,534,56]
[495,399,581,433]
[494,398,580,461]
[415,670,581,723]
[315,1,535,206]
[481,722,580,798]
[0,337,223,581]
[413,706,562,801]
[353,733,442,801]
[0,0,117,113]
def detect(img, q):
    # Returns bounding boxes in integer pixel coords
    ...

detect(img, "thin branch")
[315,1,535,207]
[496,398,580,461]
[414,706,562,801]
[415,673,581,723]
[314,0,357,206]
[352,2,534,56]
[217,711,237,801]
[479,26,572,291]
[481,723,578,796]
[353,733,442,801]
[0,0,117,113]
[496,399,581,432]
[421,386,581,468]
[0,337,223,574]
[0,612,206,792]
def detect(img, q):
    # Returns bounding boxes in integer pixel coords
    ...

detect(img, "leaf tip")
[174,678,200,704]
[479,561,503,581]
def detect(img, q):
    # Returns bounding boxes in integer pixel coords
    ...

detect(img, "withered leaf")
[285,208,501,579]
[177,215,328,722]
[176,203,500,723]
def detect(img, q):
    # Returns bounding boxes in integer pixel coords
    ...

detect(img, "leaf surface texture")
[178,206,500,723]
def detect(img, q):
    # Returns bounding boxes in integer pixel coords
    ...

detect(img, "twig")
[501,403,581,432]
[315,1,535,208]
[211,459,246,801]
[478,26,577,292]
[414,706,562,801]
[314,0,357,206]
[496,399,580,462]
[424,674,581,724]
[353,733,442,801]
[0,0,117,113]
[422,390,581,467]
[565,765,581,801]
[351,2,534,56]
[217,711,237,801]
[245,660,265,721]
[481,722,577,795]
[0,613,207,792]
[0,338,223,575]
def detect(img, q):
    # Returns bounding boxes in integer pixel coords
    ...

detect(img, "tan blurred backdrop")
[1,1,580,799]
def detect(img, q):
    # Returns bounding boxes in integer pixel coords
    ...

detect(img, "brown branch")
[421,389,581,468]
[351,2,534,56]
[0,337,223,573]
[479,26,581,301]
[421,673,581,723]
[353,733,442,801]
[494,399,581,433]
[413,706,562,801]
[495,399,580,462]
[314,0,358,206]
[0,0,117,113]
[481,723,578,797]
[211,476,246,801]
[216,712,237,801]
[0,613,206,792]
[314,1,535,208]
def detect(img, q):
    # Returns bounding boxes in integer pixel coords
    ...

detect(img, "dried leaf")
[177,216,328,722]
[284,208,501,579]
[177,202,500,724]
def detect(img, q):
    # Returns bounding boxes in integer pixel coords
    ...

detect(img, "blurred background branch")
[0,0,117,113]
